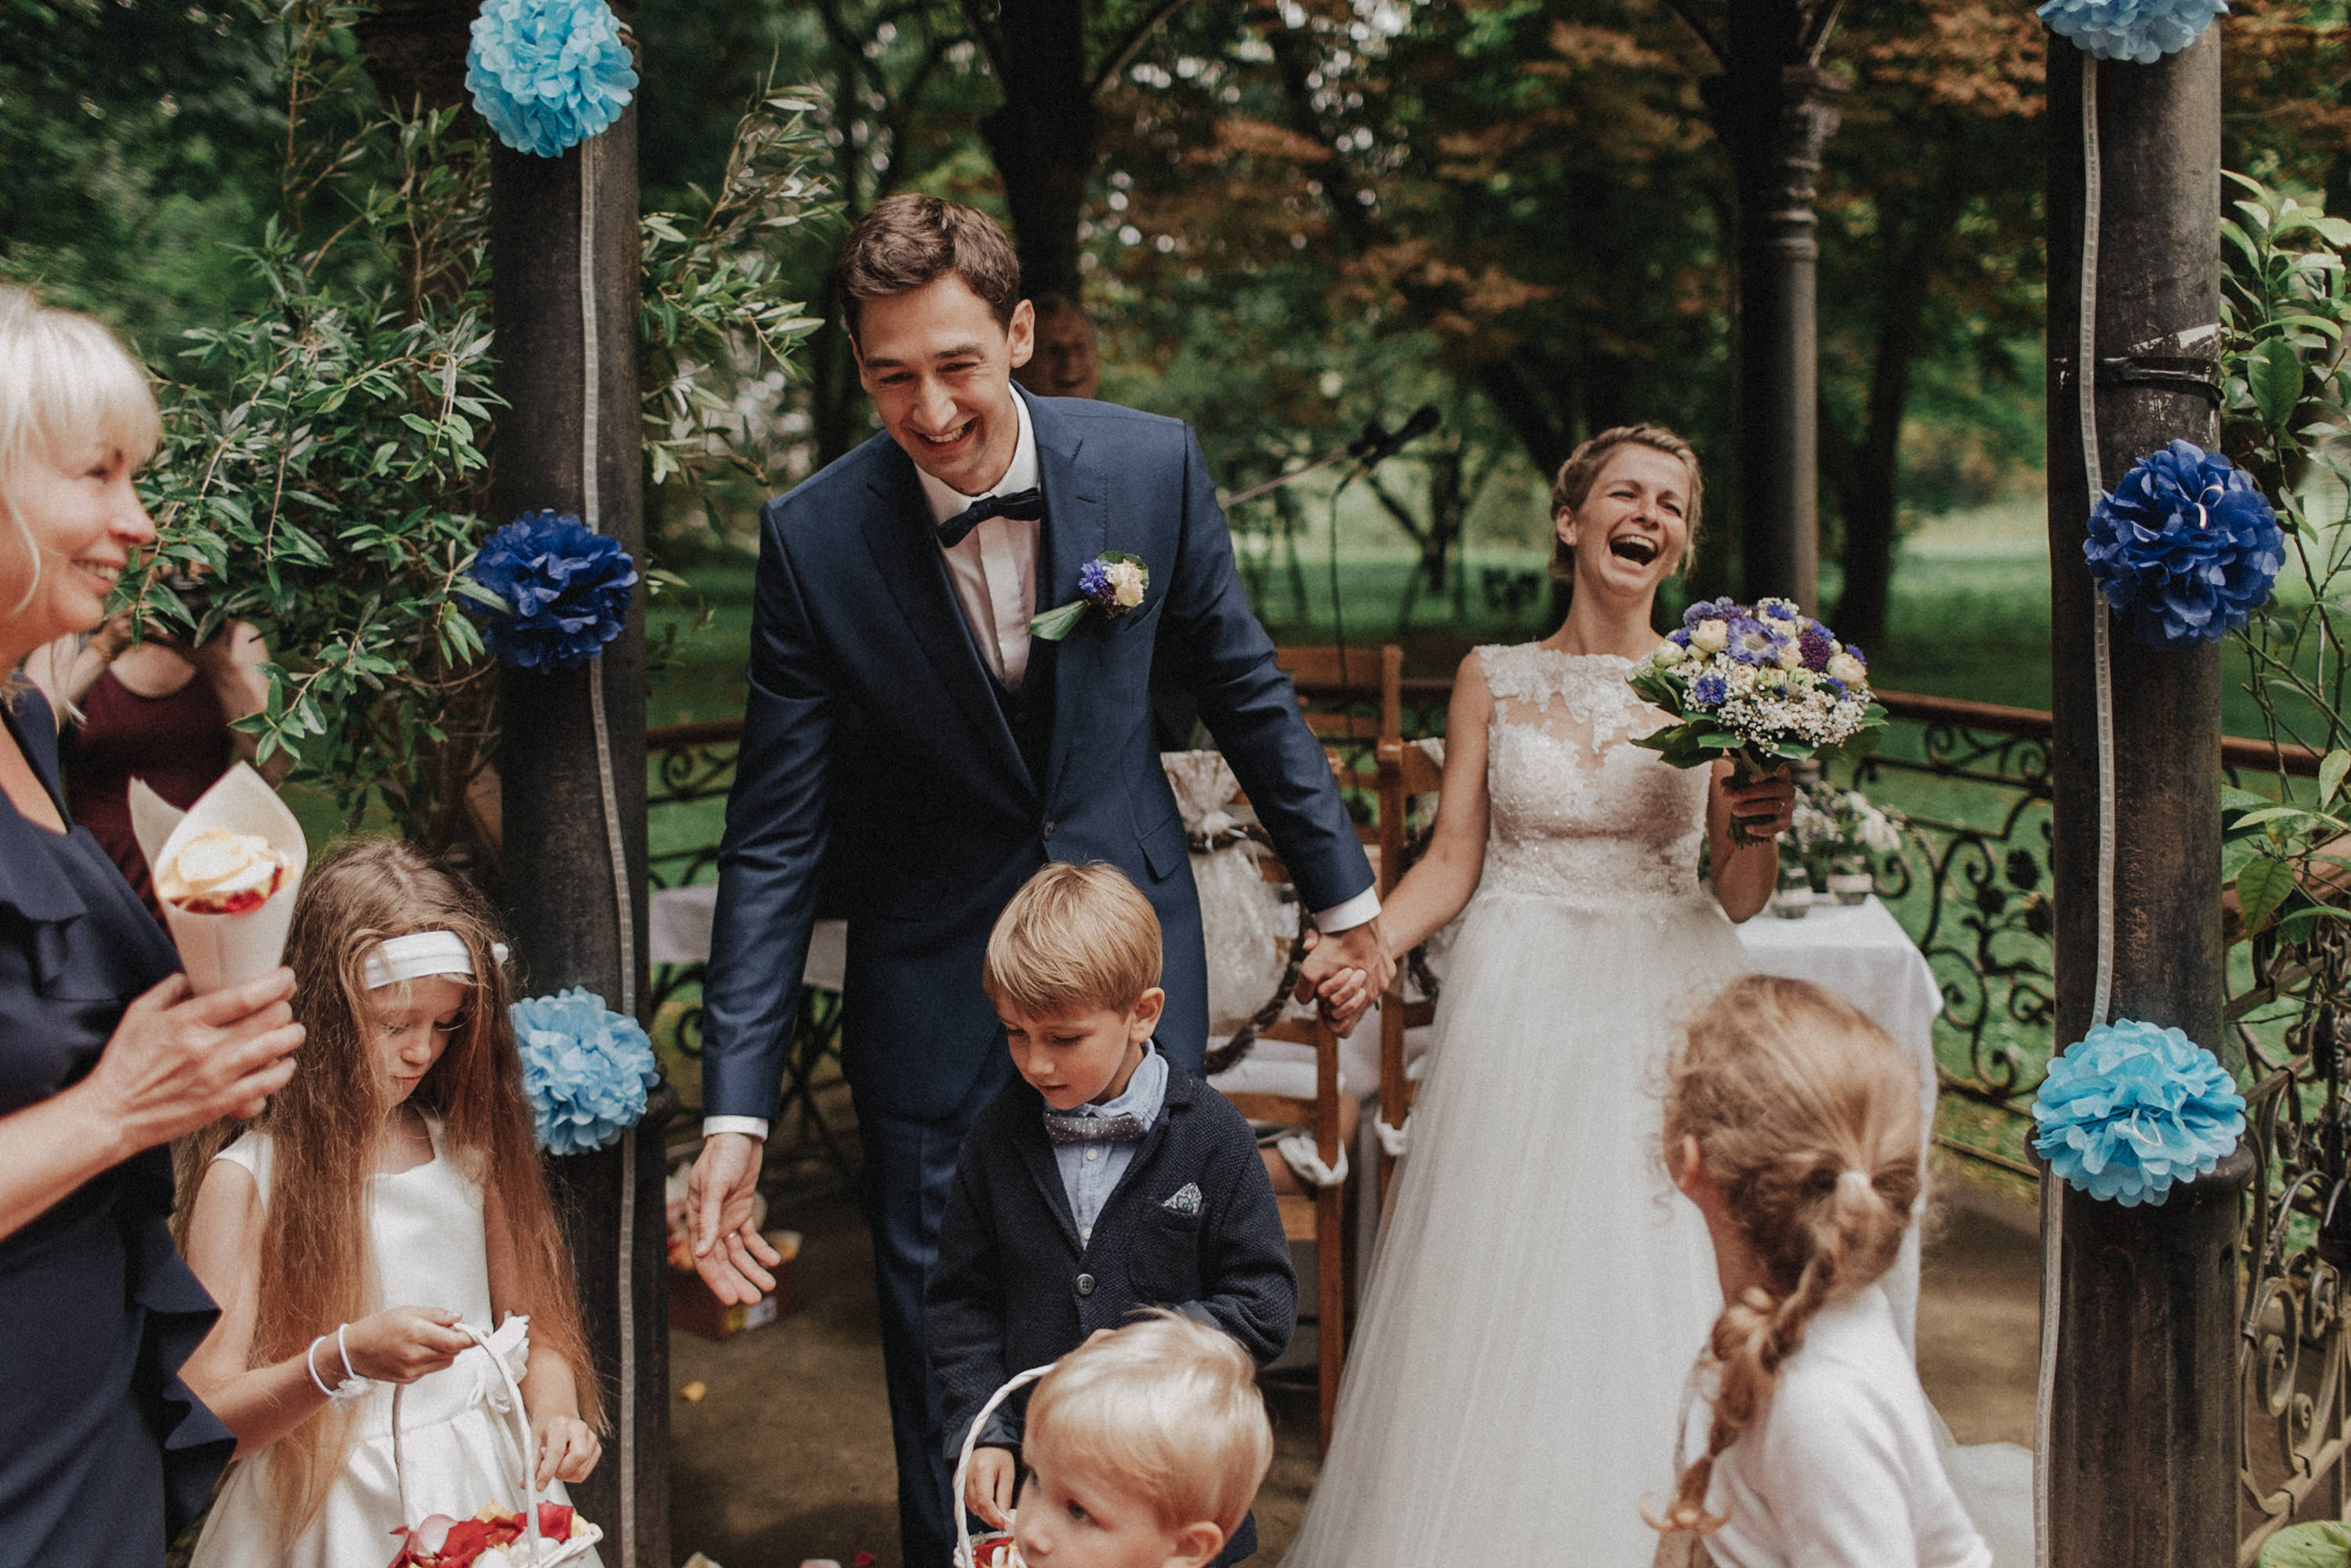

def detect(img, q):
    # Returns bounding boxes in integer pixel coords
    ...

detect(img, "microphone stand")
[1217,407,1442,709]
[1215,405,1442,510]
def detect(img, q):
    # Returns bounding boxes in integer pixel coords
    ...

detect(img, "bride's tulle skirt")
[1284,889,1751,1568]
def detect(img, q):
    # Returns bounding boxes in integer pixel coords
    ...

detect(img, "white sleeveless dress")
[190,1116,597,1568]
[1284,644,1747,1568]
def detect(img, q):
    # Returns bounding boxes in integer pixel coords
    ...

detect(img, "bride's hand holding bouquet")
[1629,597,1886,845]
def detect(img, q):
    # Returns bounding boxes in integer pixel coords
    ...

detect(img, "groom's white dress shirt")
[703,391,1376,1141]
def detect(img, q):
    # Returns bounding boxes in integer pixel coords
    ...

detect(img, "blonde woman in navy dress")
[0,285,305,1566]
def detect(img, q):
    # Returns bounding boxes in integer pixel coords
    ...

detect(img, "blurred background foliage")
[5,0,2349,719]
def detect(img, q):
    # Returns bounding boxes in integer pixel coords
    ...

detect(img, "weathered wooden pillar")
[1702,2,1845,616]
[357,8,666,1560]
[490,97,669,1568]
[2044,34,2248,1566]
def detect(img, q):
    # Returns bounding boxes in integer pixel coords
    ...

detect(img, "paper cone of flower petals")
[129,762,310,994]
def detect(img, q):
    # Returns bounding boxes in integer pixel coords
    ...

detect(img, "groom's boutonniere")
[1031,552,1148,641]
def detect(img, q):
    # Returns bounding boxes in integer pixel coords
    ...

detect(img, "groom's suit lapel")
[1030,391,1107,814]
[857,448,1036,806]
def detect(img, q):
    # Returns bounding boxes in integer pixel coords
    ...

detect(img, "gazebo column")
[1702,2,1845,615]
[491,103,669,1568]
[359,8,669,1562]
[2044,34,2248,1566]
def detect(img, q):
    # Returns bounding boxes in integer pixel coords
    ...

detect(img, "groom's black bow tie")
[936,486,1045,550]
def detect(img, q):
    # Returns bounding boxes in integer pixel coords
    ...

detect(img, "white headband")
[364,931,509,990]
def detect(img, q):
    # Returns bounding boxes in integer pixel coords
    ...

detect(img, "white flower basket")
[389,1320,604,1566]
[952,1363,1058,1568]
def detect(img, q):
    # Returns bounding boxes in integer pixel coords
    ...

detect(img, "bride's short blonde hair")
[1547,424,1702,582]
[0,284,161,613]
[985,860,1163,1017]
[1024,1309,1273,1535]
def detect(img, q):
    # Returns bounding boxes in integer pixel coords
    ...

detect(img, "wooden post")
[2044,33,2248,1565]
[1702,2,1845,615]
[487,60,667,1568]
[356,13,669,1563]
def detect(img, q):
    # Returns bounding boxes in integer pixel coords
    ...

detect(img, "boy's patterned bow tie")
[937,486,1045,548]
[1043,1109,1147,1145]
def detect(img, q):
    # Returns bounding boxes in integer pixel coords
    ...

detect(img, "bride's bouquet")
[1627,598,1888,842]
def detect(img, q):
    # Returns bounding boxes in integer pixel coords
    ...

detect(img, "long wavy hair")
[179,837,602,1541]
[1653,974,1921,1539]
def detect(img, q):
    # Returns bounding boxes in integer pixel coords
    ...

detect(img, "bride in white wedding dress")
[1283,426,1794,1568]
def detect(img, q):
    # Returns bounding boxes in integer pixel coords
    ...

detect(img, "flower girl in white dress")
[178,839,603,1566]
[1283,427,1794,1567]
[1654,975,1995,1568]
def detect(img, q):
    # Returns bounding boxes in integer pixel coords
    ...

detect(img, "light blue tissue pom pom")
[2037,0,2228,64]
[466,0,638,159]
[2033,1019,2245,1206]
[513,986,660,1155]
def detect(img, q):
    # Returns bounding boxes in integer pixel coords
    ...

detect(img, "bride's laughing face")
[1555,445,1692,605]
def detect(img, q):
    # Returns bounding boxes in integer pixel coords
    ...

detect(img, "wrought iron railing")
[646,683,2351,1552]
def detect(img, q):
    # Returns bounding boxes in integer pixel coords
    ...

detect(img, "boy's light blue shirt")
[1053,1042,1168,1246]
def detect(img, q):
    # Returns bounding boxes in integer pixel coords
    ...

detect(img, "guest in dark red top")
[24,615,285,915]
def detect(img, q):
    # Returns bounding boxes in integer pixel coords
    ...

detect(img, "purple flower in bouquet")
[1690,672,1727,706]
[1757,597,1802,622]
[2083,439,2283,649]
[1725,617,1787,665]
[465,510,637,673]
[1797,626,1836,672]
[1682,597,1741,627]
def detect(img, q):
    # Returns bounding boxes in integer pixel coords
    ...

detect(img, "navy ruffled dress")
[0,689,232,1566]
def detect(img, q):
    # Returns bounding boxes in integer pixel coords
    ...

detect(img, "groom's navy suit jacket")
[702,389,1373,1123]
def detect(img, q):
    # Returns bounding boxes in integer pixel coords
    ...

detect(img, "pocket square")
[1161,1181,1203,1218]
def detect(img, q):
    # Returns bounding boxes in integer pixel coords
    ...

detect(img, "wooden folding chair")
[1373,644,1442,1207]
[1216,1011,1349,1450]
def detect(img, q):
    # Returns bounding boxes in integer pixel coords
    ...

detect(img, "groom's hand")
[689,1131,782,1305]
[1297,918,1395,1037]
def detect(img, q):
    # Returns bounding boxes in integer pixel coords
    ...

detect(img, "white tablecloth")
[1736,895,1943,1355]
[647,882,847,993]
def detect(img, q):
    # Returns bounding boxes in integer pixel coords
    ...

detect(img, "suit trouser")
[854,1051,1017,1568]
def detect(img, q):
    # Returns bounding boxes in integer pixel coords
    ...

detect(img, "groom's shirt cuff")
[1315,889,1381,934]
[703,1116,771,1141]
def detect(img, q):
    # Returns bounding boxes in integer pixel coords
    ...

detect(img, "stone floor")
[666,1148,2041,1568]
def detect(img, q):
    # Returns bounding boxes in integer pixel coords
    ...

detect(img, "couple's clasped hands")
[1295,917,1394,1039]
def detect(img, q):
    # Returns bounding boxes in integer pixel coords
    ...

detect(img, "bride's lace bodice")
[1474,643,1712,913]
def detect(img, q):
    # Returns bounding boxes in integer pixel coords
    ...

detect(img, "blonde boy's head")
[985,861,1163,1018]
[1025,1312,1274,1539]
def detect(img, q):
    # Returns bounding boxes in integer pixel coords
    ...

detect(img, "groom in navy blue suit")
[687,196,1391,1566]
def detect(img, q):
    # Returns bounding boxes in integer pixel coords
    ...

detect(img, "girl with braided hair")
[1655,974,1993,1568]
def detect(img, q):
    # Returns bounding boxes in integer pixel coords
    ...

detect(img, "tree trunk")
[981,0,1097,300]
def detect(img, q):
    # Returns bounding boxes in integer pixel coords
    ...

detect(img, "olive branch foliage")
[125,1,828,850]
[2209,172,2351,972]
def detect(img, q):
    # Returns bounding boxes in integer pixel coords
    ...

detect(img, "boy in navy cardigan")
[927,862,1296,1567]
